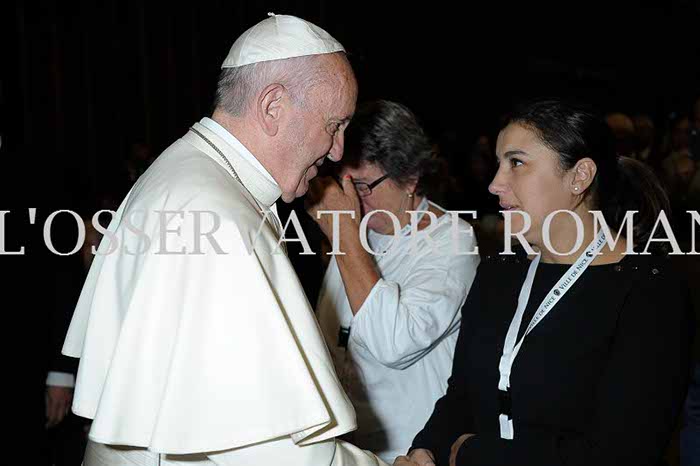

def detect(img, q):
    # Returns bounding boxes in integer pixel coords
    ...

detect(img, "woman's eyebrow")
[495,149,529,161]
[504,150,529,158]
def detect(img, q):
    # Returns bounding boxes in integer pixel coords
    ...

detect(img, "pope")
[62,13,386,466]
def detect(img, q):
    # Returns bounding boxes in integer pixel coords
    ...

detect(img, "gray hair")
[215,54,333,116]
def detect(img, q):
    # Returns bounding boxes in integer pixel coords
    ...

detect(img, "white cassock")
[62,119,386,466]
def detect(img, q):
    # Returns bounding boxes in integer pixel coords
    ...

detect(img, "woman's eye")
[510,158,523,167]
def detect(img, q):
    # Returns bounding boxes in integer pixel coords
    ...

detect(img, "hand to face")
[393,449,436,466]
[45,386,73,429]
[305,175,362,239]
[449,433,475,466]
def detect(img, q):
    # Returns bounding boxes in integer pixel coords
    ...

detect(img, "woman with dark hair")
[396,99,693,466]
[306,100,480,463]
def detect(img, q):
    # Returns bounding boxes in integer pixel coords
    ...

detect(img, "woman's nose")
[488,167,507,195]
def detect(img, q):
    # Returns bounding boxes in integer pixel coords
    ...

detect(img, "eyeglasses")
[353,174,389,197]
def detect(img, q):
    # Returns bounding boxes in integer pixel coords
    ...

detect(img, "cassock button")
[651,268,660,275]
[614,265,623,272]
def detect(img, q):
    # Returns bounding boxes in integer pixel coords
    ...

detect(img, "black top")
[411,251,693,466]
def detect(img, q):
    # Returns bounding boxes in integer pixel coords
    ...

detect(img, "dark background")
[3,0,700,209]
[3,2,699,464]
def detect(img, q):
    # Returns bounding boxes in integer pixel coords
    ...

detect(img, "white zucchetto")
[221,13,345,69]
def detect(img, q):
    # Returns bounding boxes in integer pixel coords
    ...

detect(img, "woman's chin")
[368,221,394,236]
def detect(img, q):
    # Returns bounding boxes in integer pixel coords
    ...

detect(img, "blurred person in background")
[633,114,660,167]
[605,112,637,158]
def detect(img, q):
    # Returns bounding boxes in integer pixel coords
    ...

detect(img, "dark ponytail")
[505,99,670,248]
[603,156,670,248]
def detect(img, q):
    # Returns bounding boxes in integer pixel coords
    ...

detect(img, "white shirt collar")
[200,117,278,186]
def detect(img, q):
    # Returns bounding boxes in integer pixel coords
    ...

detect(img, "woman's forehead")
[497,124,549,156]
[341,161,382,177]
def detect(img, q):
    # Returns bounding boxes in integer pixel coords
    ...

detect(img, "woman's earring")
[407,193,414,198]
[574,186,579,192]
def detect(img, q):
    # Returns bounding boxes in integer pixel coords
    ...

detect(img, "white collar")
[200,117,278,186]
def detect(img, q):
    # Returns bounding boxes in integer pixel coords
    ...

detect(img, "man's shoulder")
[152,139,235,189]
[131,139,250,210]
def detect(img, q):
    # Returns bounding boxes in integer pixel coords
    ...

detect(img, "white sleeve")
[349,226,479,370]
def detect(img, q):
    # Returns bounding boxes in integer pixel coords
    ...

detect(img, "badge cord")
[497,229,607,440]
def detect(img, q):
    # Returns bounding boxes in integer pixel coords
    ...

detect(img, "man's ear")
[256,83,286,136]
[570,157,597,195]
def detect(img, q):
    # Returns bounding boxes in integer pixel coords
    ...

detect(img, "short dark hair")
[343,100,447,199]
[505,99,670,248]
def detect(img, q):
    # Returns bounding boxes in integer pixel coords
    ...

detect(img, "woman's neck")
[397,195,426,230]
[373,195,430,236]
[532,211,627,265]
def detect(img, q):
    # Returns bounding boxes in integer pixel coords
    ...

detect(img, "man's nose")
[327,132,345,162]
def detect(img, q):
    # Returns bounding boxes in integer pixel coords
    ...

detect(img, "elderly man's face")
[279,55,358,202]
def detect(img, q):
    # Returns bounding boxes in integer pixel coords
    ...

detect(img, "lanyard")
[497,229,607,440]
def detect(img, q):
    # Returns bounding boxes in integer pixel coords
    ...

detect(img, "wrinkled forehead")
[310,55,356,113]
[332,58,358,103]
[326,53,357,89]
